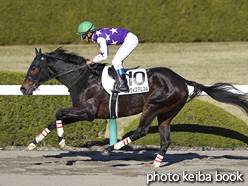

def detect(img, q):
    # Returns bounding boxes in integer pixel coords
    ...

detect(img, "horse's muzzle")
[20,85,34,95]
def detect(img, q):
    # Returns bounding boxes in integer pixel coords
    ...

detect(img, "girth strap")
[109,92,119,119]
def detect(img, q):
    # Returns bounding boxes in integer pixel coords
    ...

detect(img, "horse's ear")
[35,48,38,56]
[36,48,42,58]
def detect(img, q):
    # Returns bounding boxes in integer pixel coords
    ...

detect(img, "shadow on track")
[43,150,248,167]
[123,124,248,145]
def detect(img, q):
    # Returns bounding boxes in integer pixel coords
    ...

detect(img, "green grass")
[122,99,248,148]
[0,95,107,147]
[2,0,248,45]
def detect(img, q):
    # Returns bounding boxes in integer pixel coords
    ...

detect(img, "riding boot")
[113,74,129,93]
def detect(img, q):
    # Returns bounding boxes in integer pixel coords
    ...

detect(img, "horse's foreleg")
[55,118,80,148]
[55,107,94,148]
[27,106,93,150]
[56,120,66,148]
[27,120,56,150]
[27,115,81,150]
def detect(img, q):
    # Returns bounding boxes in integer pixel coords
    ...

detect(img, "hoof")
[61,145,71,151]
[101,149,111,156]
[59,139,66,149]
[101,145,114,156]
[153,161,161,167]
[27,143,36,151]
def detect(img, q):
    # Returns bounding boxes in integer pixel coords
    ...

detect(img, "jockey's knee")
[112,60,123,71]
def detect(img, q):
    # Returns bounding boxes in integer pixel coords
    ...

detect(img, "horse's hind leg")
[153,99,187,167]
[102,106,157,155]
[153,115,172,167]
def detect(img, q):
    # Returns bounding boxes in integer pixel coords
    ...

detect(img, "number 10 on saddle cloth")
[102,66,149,95]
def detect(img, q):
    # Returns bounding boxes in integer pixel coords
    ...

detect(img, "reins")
[28,53,99,90]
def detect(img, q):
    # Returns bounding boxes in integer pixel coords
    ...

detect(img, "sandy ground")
[0,149,247,186]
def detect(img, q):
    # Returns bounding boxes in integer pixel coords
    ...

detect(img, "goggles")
[81,33,87,39]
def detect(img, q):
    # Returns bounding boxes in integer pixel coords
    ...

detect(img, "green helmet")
[77,21,96,35]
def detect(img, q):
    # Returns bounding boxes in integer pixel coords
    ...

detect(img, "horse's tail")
[186,80,248,115]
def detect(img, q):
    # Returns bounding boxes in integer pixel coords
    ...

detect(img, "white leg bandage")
[114,137,131,150]
[35,128,50,143]
[56,120,64,137]
[153,154,164,167]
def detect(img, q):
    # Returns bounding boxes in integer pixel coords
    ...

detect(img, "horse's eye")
[30,66,36,71]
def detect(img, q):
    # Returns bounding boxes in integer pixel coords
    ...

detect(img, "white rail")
[0,85,69,95]
[0,85,248,95]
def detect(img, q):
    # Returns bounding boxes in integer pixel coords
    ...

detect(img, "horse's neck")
[47,59,87,89]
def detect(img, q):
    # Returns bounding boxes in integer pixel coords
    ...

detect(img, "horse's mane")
[46,47,86,65]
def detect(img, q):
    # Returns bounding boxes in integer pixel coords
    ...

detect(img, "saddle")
[106,65,148,119]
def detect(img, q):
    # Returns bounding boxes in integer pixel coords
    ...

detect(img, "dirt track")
[0,149,247,186]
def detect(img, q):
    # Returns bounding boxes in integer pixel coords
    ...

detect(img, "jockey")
[77,21,139,93]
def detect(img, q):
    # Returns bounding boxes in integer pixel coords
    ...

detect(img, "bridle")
[25,49,99,91]
[25,54,50,90]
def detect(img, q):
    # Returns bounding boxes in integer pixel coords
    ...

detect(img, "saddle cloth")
[101,66,149,95]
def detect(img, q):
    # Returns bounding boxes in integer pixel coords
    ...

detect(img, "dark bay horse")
[21,48,248,167]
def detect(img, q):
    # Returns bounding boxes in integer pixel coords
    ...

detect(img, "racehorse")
[20,48,248,167]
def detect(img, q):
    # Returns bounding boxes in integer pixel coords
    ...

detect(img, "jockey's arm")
[92,37,109,63]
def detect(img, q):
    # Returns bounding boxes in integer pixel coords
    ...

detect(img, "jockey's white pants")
[112,32,139,71]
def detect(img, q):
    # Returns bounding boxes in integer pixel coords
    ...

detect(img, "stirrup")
[112,84,121,93]
[112,83,129,93]
[119,86,129,92]
[116,85,129,93]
